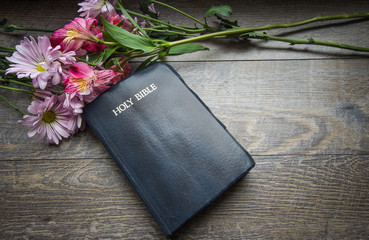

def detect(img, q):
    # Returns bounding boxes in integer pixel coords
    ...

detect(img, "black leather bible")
[83,63,255,237]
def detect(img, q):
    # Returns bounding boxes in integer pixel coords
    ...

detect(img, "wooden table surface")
[1,0,368,239]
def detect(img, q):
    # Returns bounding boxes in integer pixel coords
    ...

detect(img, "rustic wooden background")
[1,0,368,239]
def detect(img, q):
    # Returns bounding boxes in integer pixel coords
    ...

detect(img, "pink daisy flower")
[50,17,105,53]
[64,62,116,102]
[78,0,117,19]
[19,94,74,145]
[32,88,53,102]
[6,36,64,90]
[63,93,86,134]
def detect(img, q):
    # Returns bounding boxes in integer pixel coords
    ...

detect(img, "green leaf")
[101,17,156,53]
[215,14,239,30]
[149,31,181,41]
[83,46,118,66]
[105,57,122,70]
[205,5,232,18]
[102,30,115,43]
[116,0,150,39]
[85,52,102,65]
[136,55,158,72]
[168,43,209,55]
[101,46,119,61]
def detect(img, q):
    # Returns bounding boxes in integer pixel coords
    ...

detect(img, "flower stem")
[149,0,206,26]
[146,28,199,37]
[0,85,32,93]
[0,94,27,115]
[0,77,33,88]
[168,13,369,48]
[0,46,16,52]
[243,32,369,52]
[0,57,10,64]
[126,9,206,33]
[95,36,120,47]
[3,25,55,32]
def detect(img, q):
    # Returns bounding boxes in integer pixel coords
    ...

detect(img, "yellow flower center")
[65,27,96,43]
[42,110,56,123]
[36,64,46,72]
[71,78,89,93]
[65,28,84,43]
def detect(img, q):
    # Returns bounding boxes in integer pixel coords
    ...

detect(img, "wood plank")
[1,59,368,159]
[1,0,369,60]
[0,155,368,239]
[1,1,368,239]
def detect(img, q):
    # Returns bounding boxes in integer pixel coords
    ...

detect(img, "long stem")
[146,28,199,37]
[4,25,55,32]
[244,32,369,52]
[126,9,206,33]
[168,13,369,47]
[0,58,10,65]
[0,85,32,93]
[0,46,16,52]
[96,39,120,47]
[150,0,206,26]
[125,47,163,61]
[0,77,33,88]
[0,94,27,115]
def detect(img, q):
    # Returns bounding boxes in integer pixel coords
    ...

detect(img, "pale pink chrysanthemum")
[6,36,63,90]
[58,46,78,78]
[58,48,76,66]
[63,93,86,134]
[64,62,115,103]
[32,88,53,102]
[19,94,74,145]
[78,0,117,19]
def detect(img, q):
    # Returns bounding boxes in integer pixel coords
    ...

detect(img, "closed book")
[83,62,255,237]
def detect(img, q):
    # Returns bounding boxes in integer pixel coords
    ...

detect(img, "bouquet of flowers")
[1,0,368,145]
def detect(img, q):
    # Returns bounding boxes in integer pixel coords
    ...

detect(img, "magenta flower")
[109,13,136,33]
[108,13,148,34]
[64,62,116,102]
[50,17,105,53]
[6,36,64,90]
[78,0,117,19]
[19,94,74,145]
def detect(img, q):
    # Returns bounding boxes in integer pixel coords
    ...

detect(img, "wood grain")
[1,0,369,60]
[0,155,368,239]
[0,0,368,239]
[1,60,368,159]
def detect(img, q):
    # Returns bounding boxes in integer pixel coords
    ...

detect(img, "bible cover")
[83,62,255,237]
